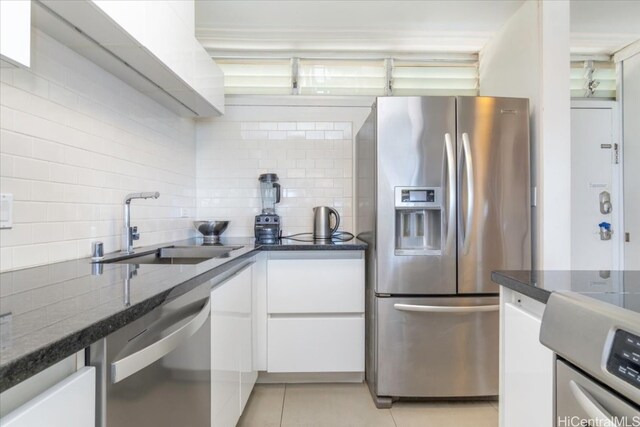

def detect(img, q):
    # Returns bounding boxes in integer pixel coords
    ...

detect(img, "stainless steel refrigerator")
[355,96,531,408]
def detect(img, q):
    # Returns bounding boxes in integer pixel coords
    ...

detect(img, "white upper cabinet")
[35,0,224,117]
[0,0,31,68]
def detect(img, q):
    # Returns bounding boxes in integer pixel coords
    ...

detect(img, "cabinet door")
[503,302,554,427]
[211,263,253,427]
[0,367,95,427]
[0,0,30,67]
[267,316,364,373]
[239,265,257,412]
[267,251,364,314]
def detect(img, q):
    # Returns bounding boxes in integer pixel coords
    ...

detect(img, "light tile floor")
[237,383,499,427]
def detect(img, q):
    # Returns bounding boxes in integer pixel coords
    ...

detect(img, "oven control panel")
[607,329,640,389]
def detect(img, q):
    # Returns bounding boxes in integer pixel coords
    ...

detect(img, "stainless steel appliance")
[194,220,230,244]
[255,173,281,244]
[313,206,340,240]
[91,282,211,426]
[540,291,640,425]
[355,96,531,407]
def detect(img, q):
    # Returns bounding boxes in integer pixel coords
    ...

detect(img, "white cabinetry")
[211,262,256,427]
[0,0,30,68]
[35,0,224,117]
[266,251,365,374]
[0,356,95,427]
[500,288,554,427]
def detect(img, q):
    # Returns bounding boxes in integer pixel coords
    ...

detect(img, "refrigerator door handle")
[444,133,456,252]
[461,132,475,254]
[393,303,499,313]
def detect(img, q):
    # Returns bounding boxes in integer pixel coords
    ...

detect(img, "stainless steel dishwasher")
[91,282,211,427]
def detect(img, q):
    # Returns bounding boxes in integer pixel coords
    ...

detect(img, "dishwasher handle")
[394,303,499,313]
[111,297,211,384]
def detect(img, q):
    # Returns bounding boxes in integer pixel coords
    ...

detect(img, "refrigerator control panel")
[395,187,441,209]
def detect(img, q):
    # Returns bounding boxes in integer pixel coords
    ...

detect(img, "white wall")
[622,51,640,269]
[479,0,571,269]
[0,29,197,272]
[196,98,371,237]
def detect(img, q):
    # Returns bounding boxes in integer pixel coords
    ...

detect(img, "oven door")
[556,359,639,426]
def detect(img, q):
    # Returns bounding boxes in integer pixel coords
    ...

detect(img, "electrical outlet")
[0,193,13,229]
[180,208,190,218]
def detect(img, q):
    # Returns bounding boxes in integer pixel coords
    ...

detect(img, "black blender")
[255,173,281,244]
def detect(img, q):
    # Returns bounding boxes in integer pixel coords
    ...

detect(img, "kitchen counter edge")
[491,270,551,304]
[0,239,367,392]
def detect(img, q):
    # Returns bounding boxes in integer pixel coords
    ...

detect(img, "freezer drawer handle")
[569,380,613,422]
[393,303,499,313]
[111,297,211,384]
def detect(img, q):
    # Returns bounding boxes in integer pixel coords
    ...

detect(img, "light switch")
[0,193,13,229]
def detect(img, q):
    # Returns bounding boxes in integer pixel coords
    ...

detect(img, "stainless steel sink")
[99,245,243,265]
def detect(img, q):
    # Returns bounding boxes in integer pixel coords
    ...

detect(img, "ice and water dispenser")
[394,187,442,255]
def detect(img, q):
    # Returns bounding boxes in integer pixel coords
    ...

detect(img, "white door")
[570,103,620,270]
[623,52,640,269]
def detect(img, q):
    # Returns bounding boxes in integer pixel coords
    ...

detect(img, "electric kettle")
[313,206,340,240]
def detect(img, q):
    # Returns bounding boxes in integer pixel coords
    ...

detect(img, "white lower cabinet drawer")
[267,252,364,314]
[267,316,364,373]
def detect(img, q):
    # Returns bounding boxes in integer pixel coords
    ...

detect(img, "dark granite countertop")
[0,236,367,392]
[492,270,640,314]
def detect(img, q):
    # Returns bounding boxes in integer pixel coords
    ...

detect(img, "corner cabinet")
[500,288,554,427]
[266,251,365,374]
[210,261,256,427]
[35,0,224,117]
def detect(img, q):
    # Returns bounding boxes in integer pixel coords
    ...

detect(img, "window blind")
[213,57,480,96]
[391,61,478,96]
[215,59,293,95]
[297,59,387,96]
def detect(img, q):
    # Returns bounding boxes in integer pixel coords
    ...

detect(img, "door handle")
[444,133,456,253]
[393,303,499,313]
[569,380,613,422]
[111,297,211,384]
[461,132,474,254]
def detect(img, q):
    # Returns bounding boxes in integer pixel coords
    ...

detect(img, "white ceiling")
[570,0,640,54]
[195,0,640,57]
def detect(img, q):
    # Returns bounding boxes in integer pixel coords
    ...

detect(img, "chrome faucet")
[122,192,160,254]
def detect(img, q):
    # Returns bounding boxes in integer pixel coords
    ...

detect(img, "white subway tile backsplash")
[13,201,48,223]
[197,117,354,237]
[305,131,324,140]
[12,244,48,270]
[324,130,344,140]
[259,122,278,131]
[277,122,296,131]
[0,30,196,272]
[0,130,32,157]
[268,131,287,140]
[286,130,306,139]
[315,122,334,131]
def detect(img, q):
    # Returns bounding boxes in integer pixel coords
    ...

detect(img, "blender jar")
[259,174,280,214]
